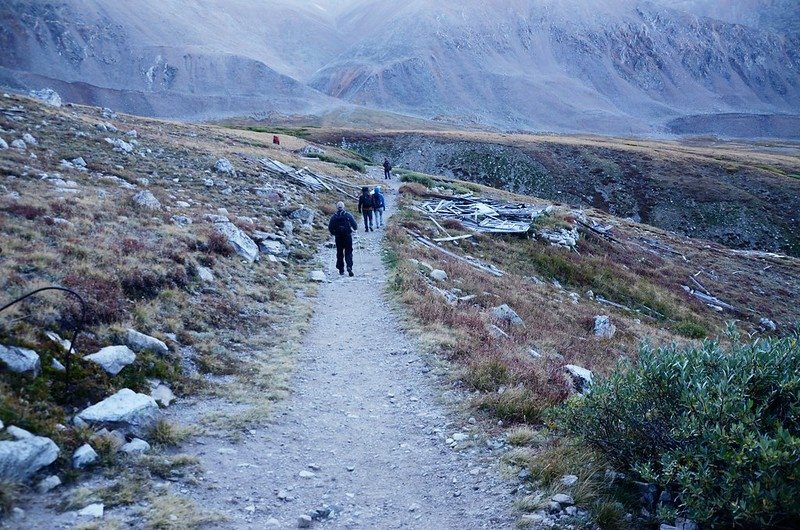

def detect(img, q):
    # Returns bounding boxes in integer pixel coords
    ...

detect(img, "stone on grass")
[151,383,175,407]
[759,317,777,332]
[593,315,616,338]
[297,514,313,528]
[171,215,192,226]
[78,503,104,518]
[7,426,32,440]
[213,221,259,262]
[552,493,574,506]
[10,139,26,150]
[429,269,447,282]
[105,137,134,153]
[29,88,62,107]
[259,240,288,257]
[77,388,159,437]
[120,438,151,455]
[491,304,525,327]
[126,329,168,356]
[0,137,7,149]
[45,331,71,351]
[564,364,593,394]
[561,474,579,487]
[37,475,62,493]
[289,206,314,225]
[72,444,98,468]
[132,190,162,210]
[214,158,235,175]
[0,435,59,481]
[197,266,215,283]
[0,344,41,376]
[83,345,136,375]
[308,271,326,282]
[22,133,37,146]
[51,358,66,372]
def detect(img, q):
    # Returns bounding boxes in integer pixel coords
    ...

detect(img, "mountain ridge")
[1,0,798,136]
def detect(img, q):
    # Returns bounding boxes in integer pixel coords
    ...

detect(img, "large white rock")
[132,190,161,210]
[126,329,168,356]
[0,344,41,376]
[77,389,159,437]
[564,364,594,394]
[83,345,136,375]
[78,503,104,518]
[0,436,59,481]
[72,444,98,469]
[593,315,616,338]
[491,304,525,327]
[29,88,62,107]
[120,438,151,456]
[213,221,259,262]
[308,270,326,282]
[214,158,235,175]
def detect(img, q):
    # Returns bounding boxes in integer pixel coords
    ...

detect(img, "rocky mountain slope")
[1,0,798,136]
[2,95,799,529]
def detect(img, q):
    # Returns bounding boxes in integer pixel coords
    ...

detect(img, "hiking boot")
[348,269,354,277]
[338,269,344,275]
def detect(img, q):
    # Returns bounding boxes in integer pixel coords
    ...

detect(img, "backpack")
[332,212,351,236]
[360,194,373,211]
[372,192,383,209]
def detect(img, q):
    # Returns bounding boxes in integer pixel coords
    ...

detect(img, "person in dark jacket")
[357,186,374,232]
[328,201,358,276]
[382,158,392,179]
[372,186,386,228]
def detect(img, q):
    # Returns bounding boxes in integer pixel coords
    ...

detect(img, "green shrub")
[399,171,435,188]
[558,332,800,528]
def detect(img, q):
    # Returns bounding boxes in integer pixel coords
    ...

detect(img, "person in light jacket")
[372,186,386,228]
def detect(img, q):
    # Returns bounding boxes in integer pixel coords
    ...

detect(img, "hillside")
[2,0,799,136]
[1,96,799,528]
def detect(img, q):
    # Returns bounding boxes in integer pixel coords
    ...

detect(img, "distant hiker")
[382,158,392,179]
[328,201,358,276]
[372,186,386,228]
[272,135,280,145]
[358,186,374,232]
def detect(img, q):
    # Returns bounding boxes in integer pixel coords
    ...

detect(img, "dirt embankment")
[318,131,800,257]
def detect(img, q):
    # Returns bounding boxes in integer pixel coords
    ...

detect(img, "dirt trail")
[172,171,515,528]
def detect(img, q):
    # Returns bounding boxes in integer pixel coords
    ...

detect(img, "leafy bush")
[558,332,800,528]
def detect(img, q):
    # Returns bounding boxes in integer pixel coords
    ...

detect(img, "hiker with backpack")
[358,186,374,232]
[383,158,392,179]
[372,186,386,228]
[328,201,358,276]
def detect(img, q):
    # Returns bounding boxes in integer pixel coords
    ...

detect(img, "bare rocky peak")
[0,0,797,135]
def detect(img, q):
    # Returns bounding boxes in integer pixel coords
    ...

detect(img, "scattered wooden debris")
[406,229,505,277]
[682,285,737,312]
[258,158,360,199]
[576,219,620,244]
[418,195,550,234]
[635,237,688,261]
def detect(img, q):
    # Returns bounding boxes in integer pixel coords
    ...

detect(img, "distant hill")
[1,0,798,136]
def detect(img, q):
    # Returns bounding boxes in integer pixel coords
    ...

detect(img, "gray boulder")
[150,383,175,407]
[171,215,192,226]
[213,221,259,262]
[132,190,161,210]
[289,206,314,225]
[77,389,159,437]
[0,345,41,377]
[492,304,525,327]
[36,475,62,493]
[22,133,37,146]
[214,158,235,175]
[72,444,98,469]
[197,266,215,283]
[105,137,134,153]
[120,438,151,455]
[10,139,26,150]
[429,269,448,282]
[552,493,574,506]
[83,345,136,375]
[29,88,62,107]
[564,364,593,394]
[0,436,59,481]
[0,137,7,149]
[259,239,288,257]
[593,315,616,338]
[759,317,777,332]
[308,270,326,282]
[126,329,168,356]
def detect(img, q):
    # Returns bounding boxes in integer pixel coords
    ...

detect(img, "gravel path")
[170,173,515,528]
